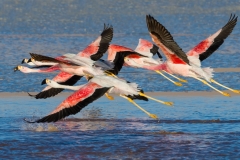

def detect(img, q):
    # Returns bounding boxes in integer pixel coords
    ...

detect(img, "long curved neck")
[25,65,60,73]
[48,82,84,91]
[143,62,167,71]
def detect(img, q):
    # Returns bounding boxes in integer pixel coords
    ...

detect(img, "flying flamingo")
[15,24,113,99]
[16,52,116,99]
[152,14,238,88]
[24,74,173,123]
[108,44,184,86]
[134,39,188,83]
[146,14,238,96]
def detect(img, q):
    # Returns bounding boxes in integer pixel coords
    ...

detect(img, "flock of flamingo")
[14,14,239,123]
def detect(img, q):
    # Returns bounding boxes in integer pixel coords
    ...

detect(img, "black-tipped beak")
[21,59,26,64]
[156,51,163,59]
[14,66,19,72]
[41,79,47,85]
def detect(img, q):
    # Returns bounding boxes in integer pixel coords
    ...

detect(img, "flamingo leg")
[105,93,114,100]
[155,70,182,86]
[210,79,240,93]
[162,70,188,83]
[120,95,158,119]
[138,92,174,106]
[191,77,230,97]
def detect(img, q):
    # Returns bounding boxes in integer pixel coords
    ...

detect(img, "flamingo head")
[21,58,30,64]
[41,78,50,85]
[41,78,60,88]
[13,65,32,73]
[124,57,133,66]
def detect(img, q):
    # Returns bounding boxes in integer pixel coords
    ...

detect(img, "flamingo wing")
[78,24,113,61]
[187,14,238,61]
[146,15,189,65]
[25,82,110,123]
[135,39,162,59]
[29,53,75,65]
[29,72,82,99]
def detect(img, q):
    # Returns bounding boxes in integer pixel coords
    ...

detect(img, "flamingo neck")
[30,65,60,73]
[143,62,168,71]
[49,82,83,91]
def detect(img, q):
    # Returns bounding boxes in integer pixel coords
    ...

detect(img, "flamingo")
[134,39,188,83]
[146,14,238,96]
[24,74,173,123]
[152,14,238,88]
[15,24,113,99]
[108,44,184,86]
[17,52,116,100]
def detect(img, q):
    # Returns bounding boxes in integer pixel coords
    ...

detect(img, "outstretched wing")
[28,72,82,99]
[78,24,114,61]
[187,14,238,61]
[146,15,189,65]
[29,53,76,65]
[135,39,162,59]
[25,82,110,123]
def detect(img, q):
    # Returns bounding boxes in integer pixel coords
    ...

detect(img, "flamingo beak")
[156,51,163,59]
[27,58,32,63]
[14,66,21,72]
[41,79,47,85]
[21,59,27,64]
[41,78,51,85]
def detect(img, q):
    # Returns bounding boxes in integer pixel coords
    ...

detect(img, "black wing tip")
[102,23,113,34]
[229,13,238,22]
[103,23,113,31]
[29,52,37,57]
[146,14,165,36]
[21,59,26,64]
[27,92,36,97]
[24,118,37,123]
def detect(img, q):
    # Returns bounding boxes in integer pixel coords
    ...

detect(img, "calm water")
[1,0,240,159]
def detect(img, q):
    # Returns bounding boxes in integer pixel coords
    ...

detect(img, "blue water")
[1,0,240,159]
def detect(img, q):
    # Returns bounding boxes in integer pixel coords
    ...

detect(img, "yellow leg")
[120,95,158,119]
[163,70,188,83]
[139,92,174,106]
[191,77,230,97]
[210,78,240,94]
[155,70,182,86]
[105,93,114,100]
